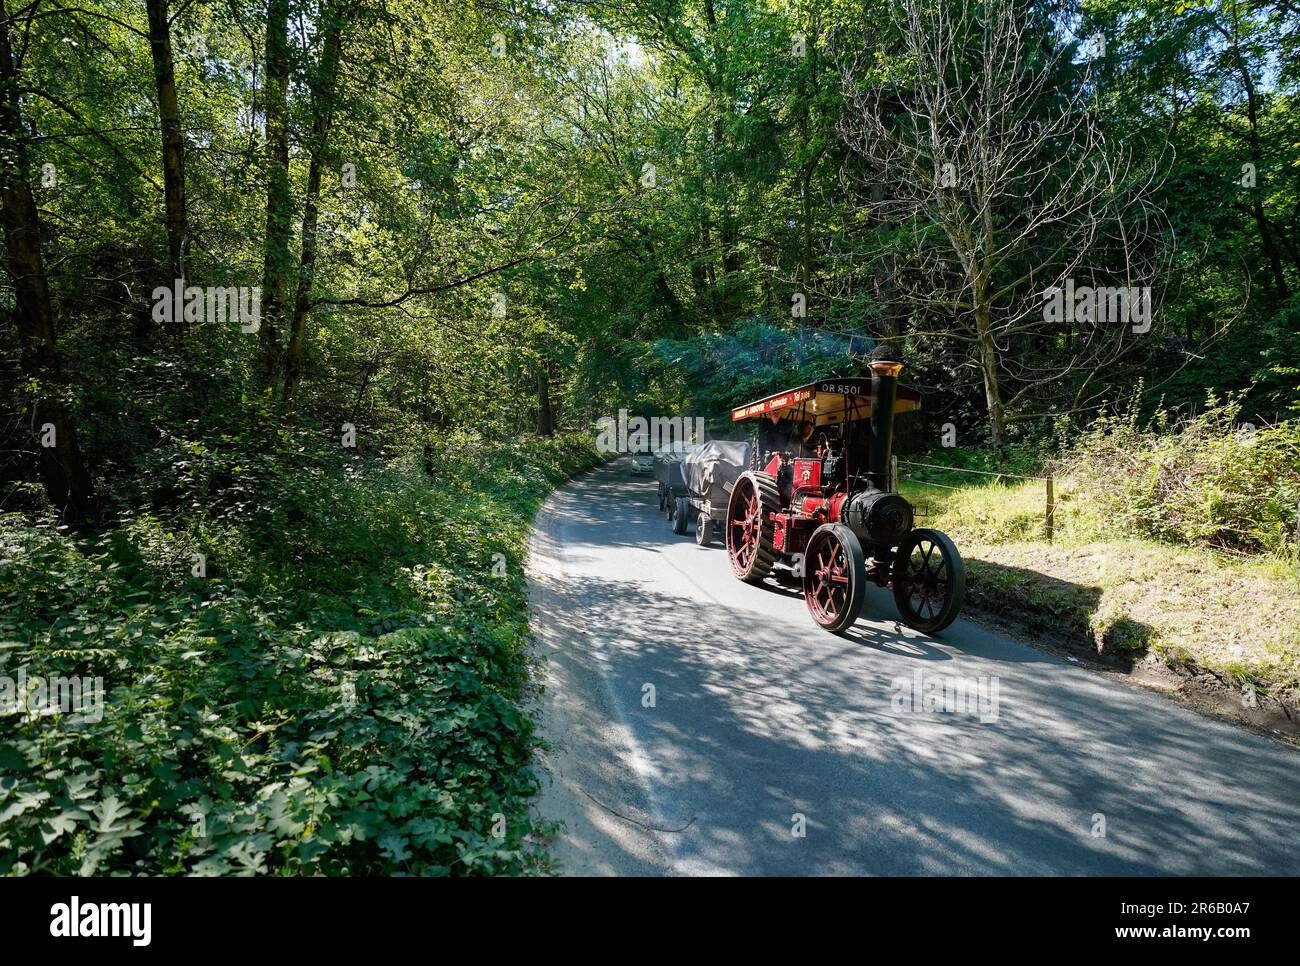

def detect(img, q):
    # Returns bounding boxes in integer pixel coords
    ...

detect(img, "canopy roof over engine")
[730,376,921,427]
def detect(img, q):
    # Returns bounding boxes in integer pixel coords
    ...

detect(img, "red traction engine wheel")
[725,471,779,583]
[802,524,867,634]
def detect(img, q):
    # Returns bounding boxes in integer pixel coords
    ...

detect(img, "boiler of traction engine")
[796,487,911,547]
[841,487,912,546]
[845,344,914,548]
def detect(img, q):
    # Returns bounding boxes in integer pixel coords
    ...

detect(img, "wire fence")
[893,457,1059,542]
[890,459,1299,574]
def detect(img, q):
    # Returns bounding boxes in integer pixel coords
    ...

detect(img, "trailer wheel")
[695,512,713,546]
[664,488,675,520]
[672,496,690,535]
[892,528,965,634]
[657,485,666,513]
[803,524,866,634]
[726,471,778,583]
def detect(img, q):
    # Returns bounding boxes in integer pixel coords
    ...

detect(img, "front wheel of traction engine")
[892,528,965,634]
[726,471,778,583]
[803,524,867,634]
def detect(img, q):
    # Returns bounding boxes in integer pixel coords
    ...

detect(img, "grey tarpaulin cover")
[681,440,750,502]
[653,456,686,491]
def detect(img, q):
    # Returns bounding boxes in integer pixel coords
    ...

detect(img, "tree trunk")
[0,13,95,521]
[699,221,718,315]
[711,118,740,319]
[703,0,739,319]
[798,21,822,293]
[975,309,1007,453]
[145,0,188,293]
[282,5,345,406]
[1226,25,1291,301]
[644,237,686,330]
[421,394,448,476]
[1249,198,1291,302]
[536,366,553,437]
[258,0,292,389]
[688,223,711,310]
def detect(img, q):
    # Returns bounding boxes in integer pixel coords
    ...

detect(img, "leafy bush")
[1058,394,1300,556]
[0,431,598,875]
[649,318,878,417]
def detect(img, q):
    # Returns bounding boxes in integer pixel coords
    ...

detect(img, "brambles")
[1059,396,1300,557]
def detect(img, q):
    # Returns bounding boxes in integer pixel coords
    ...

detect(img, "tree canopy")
[2,0,1297,515]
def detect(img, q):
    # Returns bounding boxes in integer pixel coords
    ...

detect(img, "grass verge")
[900,474,1300,708]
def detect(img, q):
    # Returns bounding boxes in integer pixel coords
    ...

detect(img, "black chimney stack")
[868,344,903,491]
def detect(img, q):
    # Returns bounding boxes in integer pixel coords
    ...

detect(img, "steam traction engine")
[725,346,966,635]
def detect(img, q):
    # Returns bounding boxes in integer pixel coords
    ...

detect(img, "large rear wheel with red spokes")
[726,471,778,583]
[802,524,867,634]
[892,528,965,634]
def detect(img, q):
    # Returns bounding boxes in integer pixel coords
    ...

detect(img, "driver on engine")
[760,411,815,460]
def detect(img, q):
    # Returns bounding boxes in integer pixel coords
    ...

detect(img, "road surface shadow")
[602,465,1158,666]
[963,557,1156,668]
[529,464,1300,876]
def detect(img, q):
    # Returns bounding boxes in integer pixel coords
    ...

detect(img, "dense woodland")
[3,0,1299,519]
[0,0,1297,874]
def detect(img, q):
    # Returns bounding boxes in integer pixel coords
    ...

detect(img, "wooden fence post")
[1045,476,1055,543]
[890,455,898,492]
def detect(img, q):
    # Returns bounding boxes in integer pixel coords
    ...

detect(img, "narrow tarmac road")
[527,458,1299,876]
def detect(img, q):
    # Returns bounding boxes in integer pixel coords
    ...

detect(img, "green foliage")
[1059,396,1300,556]
[904,438,1300,689]
[900,444,1047,487]
[4,0,1300,877]
[0,433,598,876]
[650,318,874,417]
[912,396,1300,559]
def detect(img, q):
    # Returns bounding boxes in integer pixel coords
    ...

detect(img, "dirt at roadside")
[961,601,1300,746]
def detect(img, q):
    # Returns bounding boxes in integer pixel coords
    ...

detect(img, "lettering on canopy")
[732,388,813,421]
